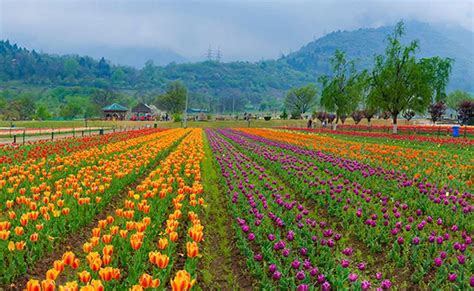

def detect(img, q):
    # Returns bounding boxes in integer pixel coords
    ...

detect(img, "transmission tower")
[206,45,213,61]
[216,47,222,62]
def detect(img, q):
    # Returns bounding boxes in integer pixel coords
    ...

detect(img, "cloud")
[0,0,472,63]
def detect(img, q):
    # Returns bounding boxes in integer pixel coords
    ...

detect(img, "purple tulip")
[448,273,457,282]
[397,236,404,245]
[412,237,420,245]
[361,280,371,290]
[268,264,277,273]
[248,233,255,241]
[321,281,331,291]
[291,259,301,270]
[254,253,262,261]
[381,279,392,289]
[310,267,319,277]
[272,271,282,280]
[434,257,443,267]
[341,259,350,268]
[376,272,382,280]
[268,234,275,241]
[297,284,309,291]
[358,262,366,271]
[470,276,474,287]
[457,255,465,264]
[440,251,447,259]
[296,270,306,280]
[348,273,358,282]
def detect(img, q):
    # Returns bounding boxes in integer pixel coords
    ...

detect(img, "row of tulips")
[0,128,166,165]
[243,128,472,190]
[0,128,169,210]
[218,128,472,289]
[0,129,187,284]
[26,128,206,290]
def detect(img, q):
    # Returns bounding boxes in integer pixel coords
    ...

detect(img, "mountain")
[281,21,474,92]
[0,20,473,117]
[76,46,188,67]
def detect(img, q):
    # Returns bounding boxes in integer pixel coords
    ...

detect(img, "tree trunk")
[392,113,398,134]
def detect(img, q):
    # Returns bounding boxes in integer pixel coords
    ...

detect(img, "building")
[131,103,153,121]
[102,103,129,120]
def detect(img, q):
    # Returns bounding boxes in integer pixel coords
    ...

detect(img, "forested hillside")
[0,21,472,119]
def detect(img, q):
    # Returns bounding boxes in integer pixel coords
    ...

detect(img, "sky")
[0,0,473,65]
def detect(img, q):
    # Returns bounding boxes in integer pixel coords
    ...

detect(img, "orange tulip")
[15,241,26,250]
[158,238,168,250]
[170,270,196,291]
[186,241,199,258]
[102,245,113,256]
[53,260,65,272]
[83,242,93,253]
[62,251,76,266]
[41,279,56,291]
[78,270,91,283]
[130,236,142,250]
[139,273,160,288]
[62,208,70,215]
[99,267,113,282]
[102,234,112,244]
[26,279,41,291]
[71,258,80,269]
[15,226,24,236]
[89,257,102,272]
[119,229,128,238]
[102,255,112,266]
[30,232,39,242]
[90,280,104,291]
[46,268,60,280]
[169,231,178,242]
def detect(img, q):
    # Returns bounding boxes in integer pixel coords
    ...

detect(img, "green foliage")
[280,108,288,120]
[284,84,318,116]
[155,80,187,114]
[319,50,364,122]
[446,90,473,110]
[368,21,435,132]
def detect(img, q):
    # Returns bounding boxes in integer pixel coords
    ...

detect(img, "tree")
[280,108,288,120]
[428,101,446,124]
[35,105,51,120]
[10,96,36,120]
[64,58,80,77]
[97,57,111,78]
[447,90,473,110]
[368,21,433,133]
[351,110,364,124]
[284,84,318,117]
[421,57,453,103]
[155,80,187,114]
[457,100,474,125]
[402,110,415,122]
[319,50,362,125]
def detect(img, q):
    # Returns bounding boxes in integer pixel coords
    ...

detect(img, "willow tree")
[284,84,318,117]
[319,50,362,127]
[369,21,432,133]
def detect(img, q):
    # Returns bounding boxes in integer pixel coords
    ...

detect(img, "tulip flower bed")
[2,126,472,290]
[281,127,474,146]
[24,129,205,290]
[243,128,472,191]
[0,128,188,284]
[207,128,473,289]
[0,128,166,165]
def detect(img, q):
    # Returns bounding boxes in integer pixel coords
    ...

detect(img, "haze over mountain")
[0,21,473,114]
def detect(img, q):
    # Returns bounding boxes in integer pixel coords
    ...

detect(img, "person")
[307,119,313,128]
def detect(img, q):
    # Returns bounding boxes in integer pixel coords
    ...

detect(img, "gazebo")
[102,103,128,120]
[131,103,154,121]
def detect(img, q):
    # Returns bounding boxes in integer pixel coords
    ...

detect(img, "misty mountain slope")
[282,21,474,92]
[0,21,472,111]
